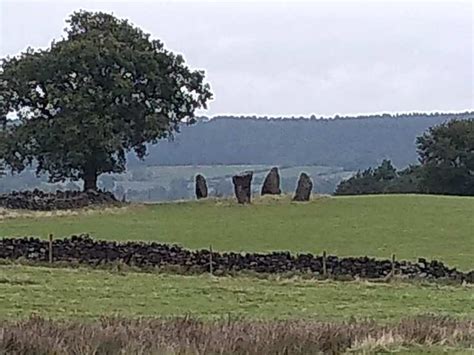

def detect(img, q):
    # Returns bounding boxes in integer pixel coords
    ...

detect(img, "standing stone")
[293,172,313,201]
[232,171,253,204]
[261,167,281,195]
[195,174,208,199]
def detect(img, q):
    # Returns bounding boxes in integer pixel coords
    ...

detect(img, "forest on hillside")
[129,112,474,170]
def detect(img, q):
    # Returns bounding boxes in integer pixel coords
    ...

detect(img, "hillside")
[129,112,474,170]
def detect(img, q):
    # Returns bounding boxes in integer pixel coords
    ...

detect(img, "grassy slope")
[1,195,473,269]
[1,265,473,321]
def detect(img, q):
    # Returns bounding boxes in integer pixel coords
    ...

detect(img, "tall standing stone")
[261,167,281,195]
[195,174,208,199]
[232,171,253,204]
[293,172,313,201]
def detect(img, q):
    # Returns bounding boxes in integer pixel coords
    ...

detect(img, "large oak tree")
[0,10,212,190]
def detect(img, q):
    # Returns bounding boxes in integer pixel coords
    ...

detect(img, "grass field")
[1,264,473,321]
[1,194,473,269]
[1,194,473,352]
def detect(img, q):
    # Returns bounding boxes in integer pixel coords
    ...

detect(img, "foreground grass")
[1,194,473,269]
[2,316,473,354]
[1,265,473,321]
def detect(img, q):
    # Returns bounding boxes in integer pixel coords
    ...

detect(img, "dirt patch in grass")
[1,316,472,354]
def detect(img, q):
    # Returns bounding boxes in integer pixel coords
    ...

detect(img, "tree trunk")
[83,169,98,191]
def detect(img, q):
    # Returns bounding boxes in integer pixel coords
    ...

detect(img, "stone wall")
[0,190,119,210]
[1,235,472,283]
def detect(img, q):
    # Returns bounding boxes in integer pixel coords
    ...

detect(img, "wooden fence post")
[322,250,327,278]
[48,233,53,264]
[391,253,396,277]
[209,245,213,276]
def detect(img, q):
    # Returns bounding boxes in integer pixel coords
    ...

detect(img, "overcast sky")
[1,0,472,117]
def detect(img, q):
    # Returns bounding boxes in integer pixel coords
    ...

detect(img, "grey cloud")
[1,1,472,116]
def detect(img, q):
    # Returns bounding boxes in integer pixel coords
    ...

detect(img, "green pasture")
[1,264,472,321]
[1,194,473,269]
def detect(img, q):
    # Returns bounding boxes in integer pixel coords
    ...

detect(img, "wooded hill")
[129,112,474,170]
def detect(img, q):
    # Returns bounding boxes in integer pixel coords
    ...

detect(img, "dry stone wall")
[0,190,119,211]
[1,235,472,283]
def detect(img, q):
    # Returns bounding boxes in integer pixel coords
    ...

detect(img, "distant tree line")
[335,161,422,195]
[335,120,474,196]
[129,112,474,170]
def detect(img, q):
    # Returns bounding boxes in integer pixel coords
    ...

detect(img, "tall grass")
[1,316,472,354]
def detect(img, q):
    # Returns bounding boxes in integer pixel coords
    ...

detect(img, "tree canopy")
[416,119,474,195]
[0,125,8,176]
[335,159,401,195]
[0,10,212,190]
[335,119,474,196]
[334,160,423,195]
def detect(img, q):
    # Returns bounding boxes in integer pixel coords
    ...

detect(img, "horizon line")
[197,109,474,120]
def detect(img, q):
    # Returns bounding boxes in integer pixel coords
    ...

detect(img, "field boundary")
[2,234,472,284]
